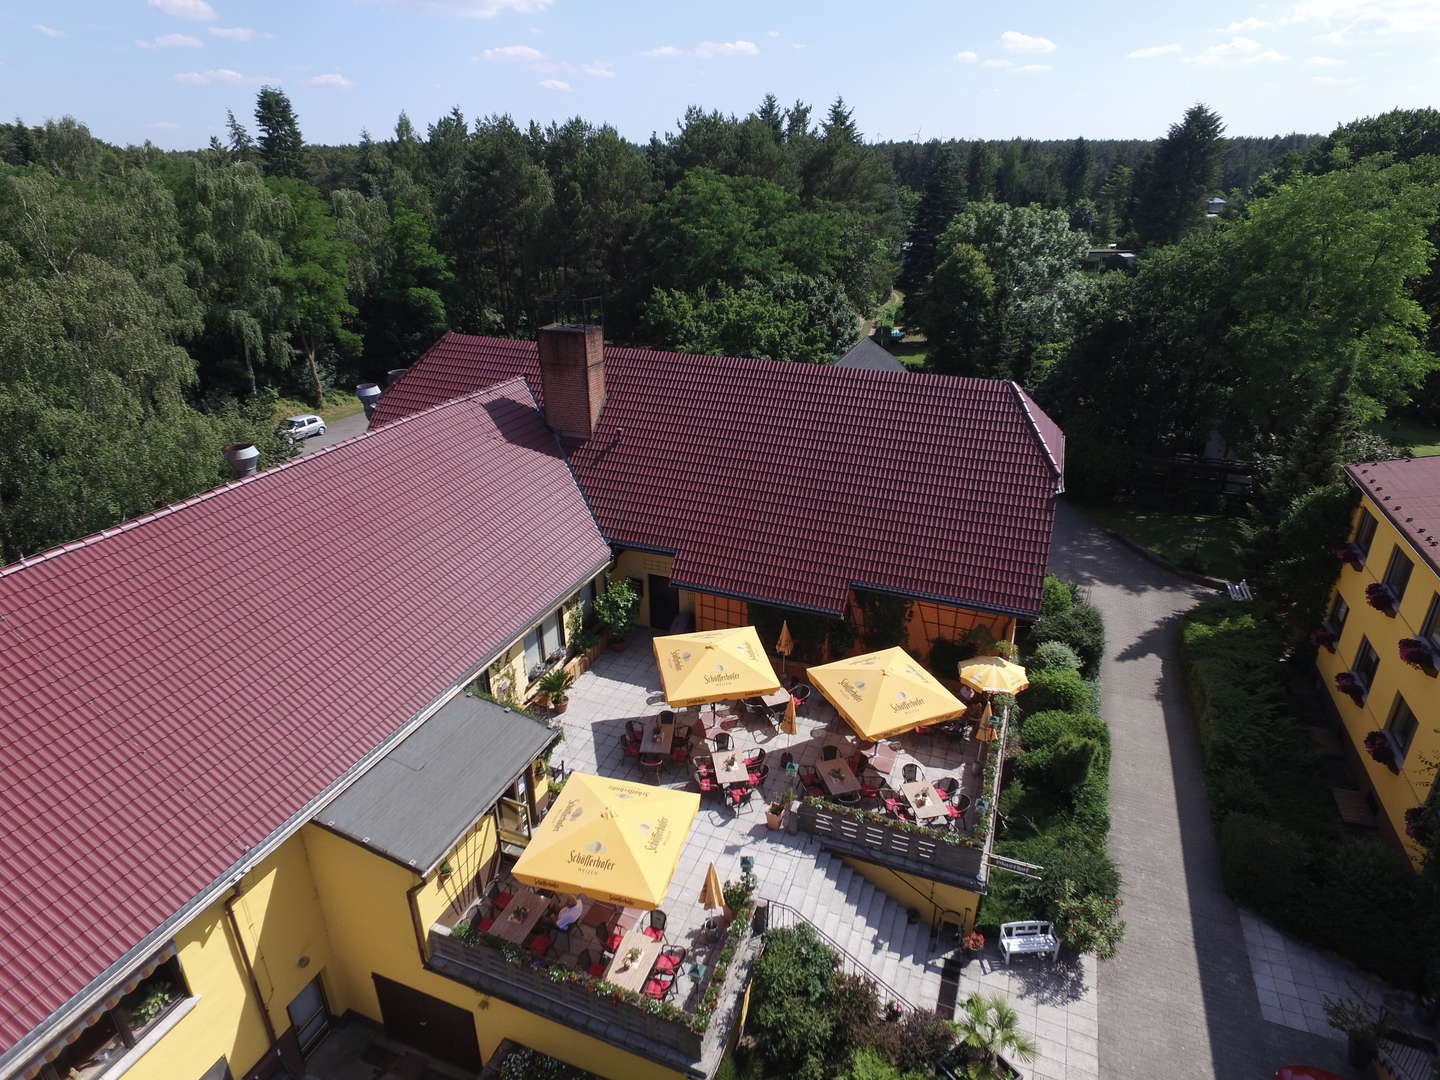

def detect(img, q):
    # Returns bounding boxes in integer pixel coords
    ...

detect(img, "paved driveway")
[293,410,368,454]
[1046,503,1351,1079]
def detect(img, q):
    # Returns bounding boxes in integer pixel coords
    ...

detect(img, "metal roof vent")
[223,443,259,479]
[356,383,382,419]
[386,368,409,387]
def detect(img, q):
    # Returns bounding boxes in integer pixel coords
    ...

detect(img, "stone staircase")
[774,850,950,1012]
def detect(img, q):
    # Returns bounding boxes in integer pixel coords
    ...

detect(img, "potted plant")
[962,930,985,958]
[594,578,639,651]
[1310,625,1338,651]
[537,667,575,713]
[1365,582,1398,615]
[990,639,1017,660]
[1324,993,1391,1068]
[766,782,797,831]
[1363,730,1398,771]
[1333,542,1365,570]
[1405,805,1436,846]
[1399,637,1439,675]
[950,992,1037,1079]
[1335,671,1366,706]
[437,859,454,883]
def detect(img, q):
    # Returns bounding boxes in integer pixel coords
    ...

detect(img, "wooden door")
[371,974,482,1072]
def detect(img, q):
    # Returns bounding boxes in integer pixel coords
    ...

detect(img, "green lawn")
[1074,501,1249,581]
[889,339,929,370]
[1372,415,1440,456]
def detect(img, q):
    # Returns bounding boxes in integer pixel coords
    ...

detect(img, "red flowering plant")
[1333,542,1365,570]
[1365,583,1398,615]
[1399,637,1438,675]
[1363,730,1397,770]
[1310,626,1339,650]
[1405,806,1436,846]
[1334,671,1367,705]
[962,930,985,953]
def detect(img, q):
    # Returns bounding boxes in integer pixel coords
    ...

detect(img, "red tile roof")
[374,333,1063,617]
[1347,457,1440,575]
[0,380,609,1057]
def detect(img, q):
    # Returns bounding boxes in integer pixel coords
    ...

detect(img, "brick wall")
[537,324,605,439]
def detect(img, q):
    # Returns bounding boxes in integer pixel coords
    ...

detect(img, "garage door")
[371,974,482,1072]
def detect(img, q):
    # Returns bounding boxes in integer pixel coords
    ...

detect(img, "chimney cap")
[539,295,604,328]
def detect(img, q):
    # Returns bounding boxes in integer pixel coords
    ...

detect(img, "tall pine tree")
[1130,103,1225,248]
[254,86,305,179]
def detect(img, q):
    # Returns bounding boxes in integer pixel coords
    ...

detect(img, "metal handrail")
[762,898,920,1014]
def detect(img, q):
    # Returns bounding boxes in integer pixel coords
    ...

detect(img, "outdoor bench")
[998,920,1060,966]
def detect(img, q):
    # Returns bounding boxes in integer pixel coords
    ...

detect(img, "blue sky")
[4,0,1438,150]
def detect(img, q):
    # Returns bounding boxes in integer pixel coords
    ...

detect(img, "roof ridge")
[1007,381,1063,486]
[0,377,535,580]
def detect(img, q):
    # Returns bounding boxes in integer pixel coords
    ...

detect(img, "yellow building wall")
[121,838,343,1080]
[841,856,980,934]
[302,824,683,1080]
[612,550,684,629]
[485,587,598,705]
[1317,495,1440,868]
[414,813,501,930]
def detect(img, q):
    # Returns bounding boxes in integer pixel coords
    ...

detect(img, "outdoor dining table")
[639,722,675,756]
[711,750,752,786]
[604,926,664,993]
[491,888,549,945]
[900,780,950,823]
[757,688,789,714]
[819,759,861,798]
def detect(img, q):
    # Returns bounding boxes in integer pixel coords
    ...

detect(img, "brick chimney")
[537,323,606,440]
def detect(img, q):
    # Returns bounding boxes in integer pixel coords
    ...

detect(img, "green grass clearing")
[1371,415,1440,457]
[889,339,929,370]
[1074,500,1248,581]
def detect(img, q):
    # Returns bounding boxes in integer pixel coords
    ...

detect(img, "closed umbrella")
[956,655,1029,696]
[700,863,724,910]
[775,620,795,675]
[512,773,699,909]
[807,646,966,741]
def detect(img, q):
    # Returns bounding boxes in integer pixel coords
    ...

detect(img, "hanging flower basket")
[1404,806,1436,846]
[1310,626,1339,651]
[1365,583,1398,615]
[1363,730,1398,771]
[1398,637,1439,676]
[1333,542,1365,570]
[1334,671,1367,706]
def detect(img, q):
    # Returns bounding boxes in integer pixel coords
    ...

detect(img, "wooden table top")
[819,759,860,797]
[491,888,549,945]
[759,688,790,708]
[640,722,675,755]
[604,926,664,993]
[712,751,751,786]
[900,780,949,822]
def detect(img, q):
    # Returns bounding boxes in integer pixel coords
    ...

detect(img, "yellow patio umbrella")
[956,655,1030,695]
[700,863,724,910]
[781,694,798,735]
[511,773,699,909]
[775,620,795,675]
[651,626,782,706]
[806,646,966,741]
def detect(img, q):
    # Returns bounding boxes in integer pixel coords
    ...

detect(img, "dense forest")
[1,92,1438,576]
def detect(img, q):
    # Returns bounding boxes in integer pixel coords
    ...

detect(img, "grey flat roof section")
[317,694,557,871]
[833,337,907,372]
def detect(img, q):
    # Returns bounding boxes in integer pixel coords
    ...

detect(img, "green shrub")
[929,636,972,677]
[839,1046,929,1080]
[1020,710,1109,756]
[1021,668,1093,714]
[749,926,839,1080]
[861,1009,958,1074]
[1029,602,1105,678]
[1029,640,1081,672]
[593,578,639,639]
[1043,735,1100,792]
[1041,574,1076,617]
[1218,813,1313,927]
[981,829,1119,930]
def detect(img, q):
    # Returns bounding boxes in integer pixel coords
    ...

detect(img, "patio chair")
[674,724,691,742]
[660,710,675,724]
[822,745,839,761]
[640,753,665,768]
[577,948,606,978]
[728,785,753,809]
[748,763,770,786]
[902,763,924,784]
[476,916,495,933]
[526,933,554,957]
[670,742,691,763]
[626,720,646,739]
[713,732,733,751]
[654,945,688,975]
[693,755,715,776]
[799,766,826,798]
[934,777,959,800]
[847,753,867,775]
[494,891,514,910]
[837,791,860,805]
[644,909,667,941]
[744,747,766,768]
[643,974,676,1000]
[696,775,719,793]
[792,684,813,710]
[953,793,973,815]
[621,733,640,758]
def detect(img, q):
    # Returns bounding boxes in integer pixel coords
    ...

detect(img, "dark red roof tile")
[1346,457,1440,575]
[374,333,1062,617]
[0,380,608,1055]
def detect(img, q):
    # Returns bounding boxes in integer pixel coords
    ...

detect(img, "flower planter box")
[794,801,984,885]
[1333,543,1365,571]
[1399,638,1439,676]
[1310,625,1339,651]
[1363,730,1399,773]
[1334,671,1367,707]
[1365,583,1398,616]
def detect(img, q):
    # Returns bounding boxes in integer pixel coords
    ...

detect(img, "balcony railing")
[427,915,759,1078]
[793,801,985,886]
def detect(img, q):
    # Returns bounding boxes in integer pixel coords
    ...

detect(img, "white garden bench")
[998,921,1060,966]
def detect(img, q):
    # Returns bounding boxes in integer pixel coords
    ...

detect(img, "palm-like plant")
[951,992,1037,1080]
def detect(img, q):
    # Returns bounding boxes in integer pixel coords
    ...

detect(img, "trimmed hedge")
[1182,598,1423,987]
[1029,602,1105,678]
[1030,640,1082,672]
[1021,668,1095,715]
[1041,573,1076,617]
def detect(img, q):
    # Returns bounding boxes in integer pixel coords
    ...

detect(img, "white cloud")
[1183,35,1286,64]
[694,40,759,57]
[981,57,1013,68]
[766,29,781,37]
[954,50,978,63]
[1313,73,1360,83]
[1213,35,1262,55]
[209,26,265,41]
[373,0,554,16]
[1275,1,1440,42]
[642,44,682,56]
[1304,54,1346,64]
[148,121,182,129]
[137,33,203,48]
[148,0,218,21]
[538,78,571,90]
[791,43,806,49]
[481,44,543,60]
[581,60,615,77]
[1220,16,1276,31]
[33,23,65,38]
[1000,30,1056,53]
[1126,43,1182,58]
[1015,63,1052,71]
[306,73,355,89]
[172,67,264,85]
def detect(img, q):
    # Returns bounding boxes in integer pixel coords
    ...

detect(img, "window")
[1354,509,1378,556]
[1387,694,1419,761]
[1353,637,1380,688]
[540,609,564,658]
[1383,547,1413,606]
[39,955,189,1080]
[581,579,599,622]
[1327,592,1350,636]
[1422,594,1440,650]
[523,626,543,674]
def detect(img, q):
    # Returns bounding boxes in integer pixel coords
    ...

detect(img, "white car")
[279,414,327,442]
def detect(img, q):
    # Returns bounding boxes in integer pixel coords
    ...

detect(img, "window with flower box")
[1354,509,1378,557]
[1422,594,1440,650]
[1386,694,1419,763]
[1353,637,1380,690]
[1382,547,1414,607]
[1327,593,1349,638]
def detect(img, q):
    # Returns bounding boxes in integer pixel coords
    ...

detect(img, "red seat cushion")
[495,892,513,909]
[588,962,606,977]
[607,931,623,952]
[644,926,665,942]
[477,917,495,933]
[527,935,552,954]
[654,953,681,973]
[643,978,671,998]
